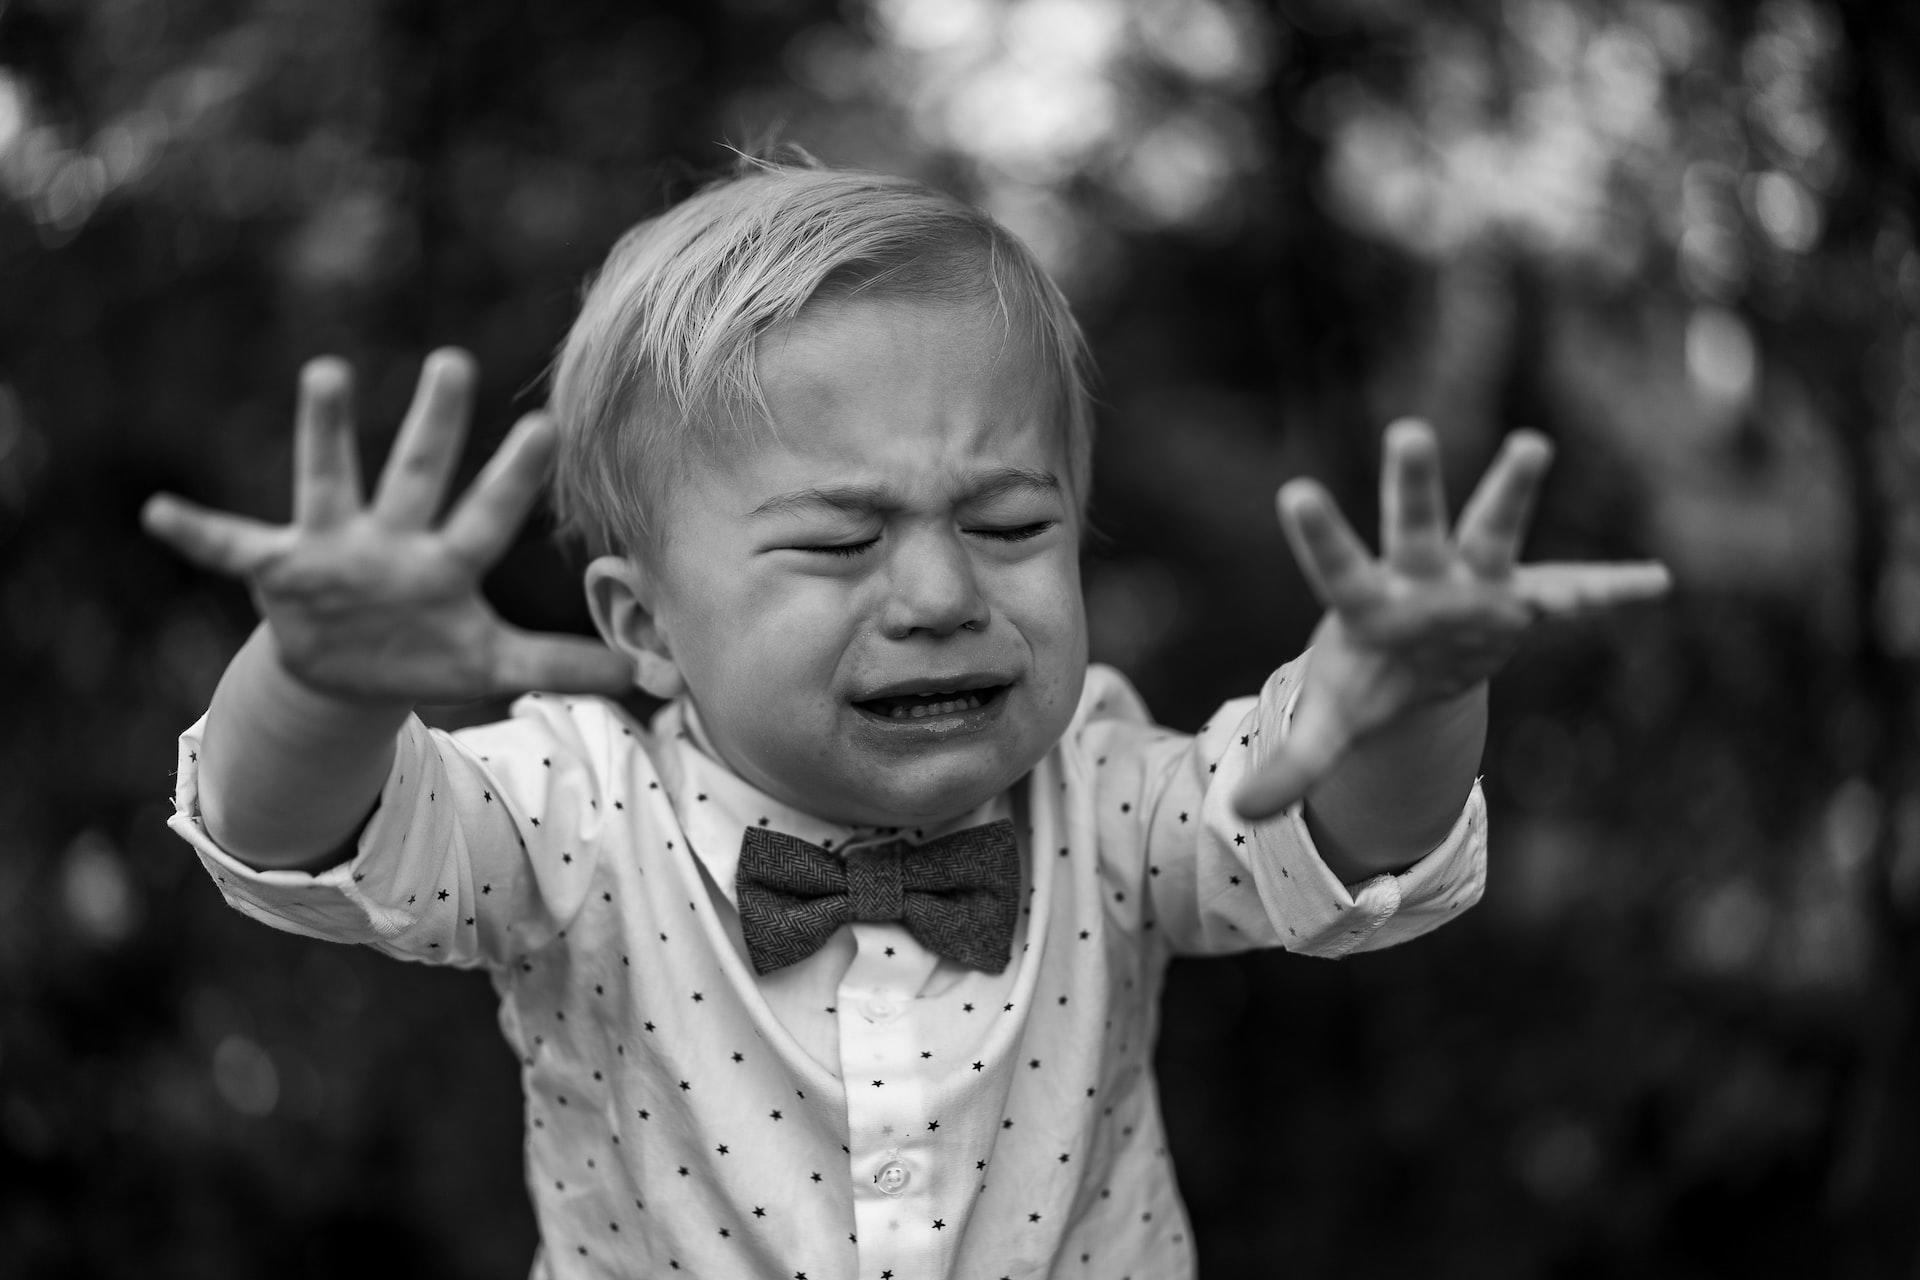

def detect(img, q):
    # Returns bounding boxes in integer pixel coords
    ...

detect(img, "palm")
[1234,420,1669,820]
[243,523,517,702]
[143,350,631,703]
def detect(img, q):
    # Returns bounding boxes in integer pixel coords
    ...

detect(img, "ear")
[584,555,687,699]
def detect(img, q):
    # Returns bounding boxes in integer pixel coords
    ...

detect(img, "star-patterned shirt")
[168,659,1485,1280]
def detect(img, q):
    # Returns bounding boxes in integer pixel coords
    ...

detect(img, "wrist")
[1395,680,1487,739]
[1302,681,1486,879]
[255,620,424,713]
[199,625,411,868]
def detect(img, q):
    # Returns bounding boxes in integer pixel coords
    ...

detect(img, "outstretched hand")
[1232,419,1669,821]
[142,350,631,704]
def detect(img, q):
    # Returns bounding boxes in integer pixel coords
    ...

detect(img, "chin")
[852,766,1023,830]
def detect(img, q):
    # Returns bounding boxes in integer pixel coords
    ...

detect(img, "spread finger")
[1454,431,1552,578]
[373,349,477,528]
[292,357,363,528]
[142,494,288,577]
[1380,418,1449,575]
[1278,479,1377,609]
[442,413,556,566]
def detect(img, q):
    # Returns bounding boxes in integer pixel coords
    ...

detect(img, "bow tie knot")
[735,820,1021,975]
[847,848,907,921]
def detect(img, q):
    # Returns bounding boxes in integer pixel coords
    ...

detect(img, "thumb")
[493,630,638,697]
[141,493,285,578]
[1231,697,1352,821]
[1513,561,1672,615]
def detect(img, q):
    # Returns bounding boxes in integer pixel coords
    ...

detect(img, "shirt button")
[863,995,898,1021]
[874,1159,911,1196]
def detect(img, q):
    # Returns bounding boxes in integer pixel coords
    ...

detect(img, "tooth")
[872,690,994,720]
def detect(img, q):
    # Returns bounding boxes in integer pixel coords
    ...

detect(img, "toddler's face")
[637,294,1087,828]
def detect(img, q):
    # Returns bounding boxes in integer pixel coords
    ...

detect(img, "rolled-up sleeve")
[167,693,631,970]
[1080,660,1487,959]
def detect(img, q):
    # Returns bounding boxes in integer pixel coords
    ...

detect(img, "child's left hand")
[1232,419,1669,821]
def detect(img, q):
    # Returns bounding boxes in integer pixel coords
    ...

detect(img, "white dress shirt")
[168,659,1485,1279]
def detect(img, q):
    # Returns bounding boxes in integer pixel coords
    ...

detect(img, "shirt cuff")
[1299,782,1487,957]
[1215,664,1488,958]
[166,714,433,946]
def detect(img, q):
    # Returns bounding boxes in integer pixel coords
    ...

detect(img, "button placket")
[842,922,944,1277]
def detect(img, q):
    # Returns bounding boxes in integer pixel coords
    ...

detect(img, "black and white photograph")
[1,0,1914,1276]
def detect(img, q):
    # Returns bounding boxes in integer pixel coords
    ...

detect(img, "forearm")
[199,624,413,871]
[1301,682,1486,881]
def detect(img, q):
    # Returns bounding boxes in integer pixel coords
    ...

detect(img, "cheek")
[698,575,861,690]
[997,553,1085,648]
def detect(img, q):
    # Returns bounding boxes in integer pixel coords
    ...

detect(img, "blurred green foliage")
[2,0,1917,1275]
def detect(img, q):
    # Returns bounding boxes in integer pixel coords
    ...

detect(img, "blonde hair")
[548,159,1095,557]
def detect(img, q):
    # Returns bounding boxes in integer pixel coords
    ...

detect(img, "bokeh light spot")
[61,829,138,946]
[213,1034,280,1118]
[1685,306,1757,408]
[1751,169,1819,252]
[1682,877,1772,976]
[0,72,25,158]
[871,0,996,54]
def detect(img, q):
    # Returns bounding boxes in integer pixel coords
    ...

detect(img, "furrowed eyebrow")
[746,484,892,521]
[961,468,1061,507]
[746,468,1061,520]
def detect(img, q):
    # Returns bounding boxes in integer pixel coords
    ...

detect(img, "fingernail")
[140,494,174,531]
[1385,417,1434,446]
[1509,431,1553,464]
[303,356,349,390]
[1278,478,1315,508]
[428,348,474,384]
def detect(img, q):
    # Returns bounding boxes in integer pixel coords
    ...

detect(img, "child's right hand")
[143,349,632,705]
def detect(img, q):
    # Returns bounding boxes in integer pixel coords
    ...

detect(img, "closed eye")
[969,521,1057,543]
[795,539,878,558]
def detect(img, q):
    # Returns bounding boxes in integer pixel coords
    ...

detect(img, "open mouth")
[855,684,1010,721]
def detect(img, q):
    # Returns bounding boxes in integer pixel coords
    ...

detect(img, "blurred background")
[3,0,1917,1275]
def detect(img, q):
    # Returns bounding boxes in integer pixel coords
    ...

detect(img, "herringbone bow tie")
[735,820,1021,976]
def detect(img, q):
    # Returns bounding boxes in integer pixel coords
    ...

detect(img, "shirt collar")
[651,697,1009,908]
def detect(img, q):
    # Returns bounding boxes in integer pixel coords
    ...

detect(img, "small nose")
[881,529,989,639]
